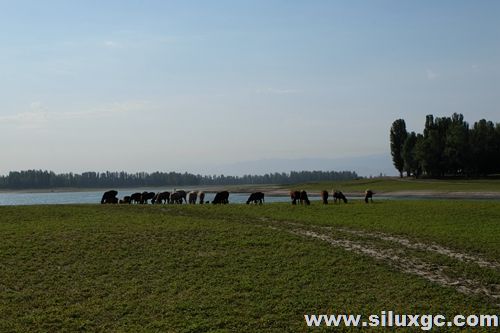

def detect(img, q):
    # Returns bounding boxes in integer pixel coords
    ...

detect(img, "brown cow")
[321,190,329,204]
[333,190,348,204]
[365,189,374,203]
[188,191,198,204]
[290,190,301,205]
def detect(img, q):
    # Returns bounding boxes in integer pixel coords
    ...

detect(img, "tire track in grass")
[261,219,500,304]
[284,221,500,271]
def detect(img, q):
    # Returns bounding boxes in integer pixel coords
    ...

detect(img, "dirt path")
[283,221,500,270]
[260,218,500,304]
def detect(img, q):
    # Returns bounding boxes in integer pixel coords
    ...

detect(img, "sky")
[0,0,499,175]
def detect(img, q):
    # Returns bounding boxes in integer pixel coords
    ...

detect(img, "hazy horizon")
[1,1,498,176]
[0,153,395,178]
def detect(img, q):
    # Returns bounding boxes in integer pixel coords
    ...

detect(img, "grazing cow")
[212,191,229,204]
[365,189,374,203]
[300,190,311,205]
[130,192,142,204]
[119,196,131,204]
[246,192,265,204]
[198,191,205,204]
[153,191,170,204]
[321,190,329,204]
[333,190,348,204]
[170,190,187,204]
[101,190,118,204]
[290,190,301,205]
[188,191,198,204]
[140,191,156,204]
[170,192,182,204]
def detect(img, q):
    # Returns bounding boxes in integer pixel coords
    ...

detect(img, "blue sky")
[0,1,498,175]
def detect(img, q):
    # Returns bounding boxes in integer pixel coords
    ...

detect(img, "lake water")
[0,189,490,206]
[0,189,322,206]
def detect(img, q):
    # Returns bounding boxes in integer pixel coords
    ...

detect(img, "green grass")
[285,177,500,193]
[0,202,499,332]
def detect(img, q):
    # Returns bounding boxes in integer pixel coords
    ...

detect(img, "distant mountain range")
[203,153,396,177]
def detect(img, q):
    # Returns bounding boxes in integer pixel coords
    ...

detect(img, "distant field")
[1,202,499,332]
[283,177,500,194]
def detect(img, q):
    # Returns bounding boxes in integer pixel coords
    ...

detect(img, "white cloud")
[103,40,122,48]
[29,101,44,110]
[0,101,151,129]
[0,111,50,129]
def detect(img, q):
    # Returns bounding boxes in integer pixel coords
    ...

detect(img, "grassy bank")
[284,177,500,194]
[0,202,499,332]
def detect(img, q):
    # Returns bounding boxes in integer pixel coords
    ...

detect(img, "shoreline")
[1,187,500,199]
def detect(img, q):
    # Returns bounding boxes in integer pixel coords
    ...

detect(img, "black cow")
[169,190,187,204]
[246,192,265,204]
[321,190,329,204]
[130,192,142,204]
[119,195,131,204]
[300,190,310,205]
[153,191,170,204]
[101,190,118,204]
[333,191,348,204]
[198,191,205,204]
[365,190,374,203]
[212,191,229,204]
[140,191,155,204]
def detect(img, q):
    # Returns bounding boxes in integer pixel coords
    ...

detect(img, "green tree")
[402,131,419,177]
[444,113,469,175]
[469,119,497,176]
[390,119,408,177]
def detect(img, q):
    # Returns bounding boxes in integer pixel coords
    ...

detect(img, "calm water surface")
[0,189,482,206]
[0,189,319,206]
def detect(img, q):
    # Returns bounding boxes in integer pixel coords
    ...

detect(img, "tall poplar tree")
[390,119,408,177]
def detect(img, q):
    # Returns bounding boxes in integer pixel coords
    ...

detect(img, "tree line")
[390,113,500,178]
[0,170,358,189]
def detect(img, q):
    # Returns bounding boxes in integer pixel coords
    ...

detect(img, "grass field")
[281,177,500,194]
[1,201,499,332]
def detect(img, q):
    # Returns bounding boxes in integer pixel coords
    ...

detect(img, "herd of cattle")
[100,189,374,205]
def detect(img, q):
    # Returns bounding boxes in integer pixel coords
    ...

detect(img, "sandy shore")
[258,189,500,199]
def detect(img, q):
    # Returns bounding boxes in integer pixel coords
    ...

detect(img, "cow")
[246,192,265,204]
[153,191,170,204]
[198,191,205,204]
[119,195,131,204]
[188,191,198,204]
[300,190,311,205]
[170,190,187,204]
[101,190,118,204]
[290,190,301,205]
[365,189,375,203]
[130,192,142,204]
[212,191,229,204]
[321,190,329,204]
[140,191,155,204]
[333,190,348,204]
